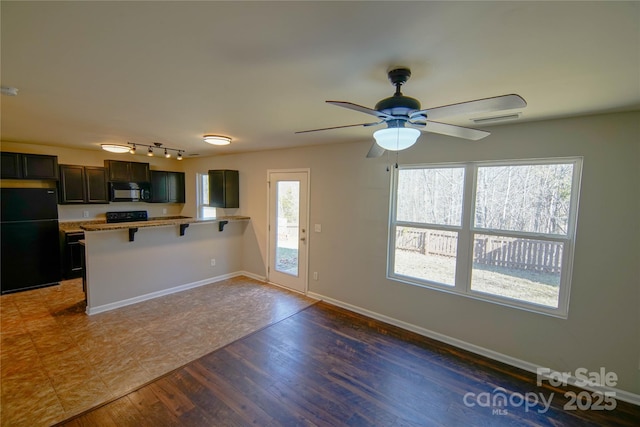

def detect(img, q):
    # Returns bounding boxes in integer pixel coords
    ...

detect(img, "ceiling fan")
[296,67,527,157]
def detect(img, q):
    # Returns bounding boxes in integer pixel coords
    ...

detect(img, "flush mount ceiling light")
[203,135,231,146]
[373,127,421,151]
[101,144,131,154]
[1,86,18,96]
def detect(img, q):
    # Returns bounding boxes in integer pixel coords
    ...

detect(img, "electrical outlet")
[313,272,318,280]
[162,208,167,214]
[210,258,216,267]
[83,211,89,218]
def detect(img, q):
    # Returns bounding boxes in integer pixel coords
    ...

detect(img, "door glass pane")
[275,181,299,276]
[394,226,457,286]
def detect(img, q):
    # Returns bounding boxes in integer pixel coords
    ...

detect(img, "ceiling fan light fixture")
[203,135,231,146]
[101,144,131,154]
[373,127,420,151]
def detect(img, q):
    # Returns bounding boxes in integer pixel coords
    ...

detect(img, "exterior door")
[267,170,309,293]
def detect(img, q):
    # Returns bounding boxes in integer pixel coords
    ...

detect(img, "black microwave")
[109,182,151,202]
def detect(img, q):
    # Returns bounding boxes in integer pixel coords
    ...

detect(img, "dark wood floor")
[58,302,638,427]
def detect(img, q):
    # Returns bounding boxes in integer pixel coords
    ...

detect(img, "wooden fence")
[396,229,563,274]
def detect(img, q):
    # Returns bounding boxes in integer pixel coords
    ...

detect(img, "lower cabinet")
[61,231,85,279]
[150,171,185,203]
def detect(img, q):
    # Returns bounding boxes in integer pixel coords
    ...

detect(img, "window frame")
[388,157,583,318]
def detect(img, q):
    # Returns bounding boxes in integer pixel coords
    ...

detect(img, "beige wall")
[183,111,640,395]
[3,111,639,395]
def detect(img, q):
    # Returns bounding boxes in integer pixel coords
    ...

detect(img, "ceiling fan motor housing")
[376,67,422,118]
[375,95,421,117]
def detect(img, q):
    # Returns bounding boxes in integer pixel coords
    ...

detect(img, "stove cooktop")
[105,210,148,223]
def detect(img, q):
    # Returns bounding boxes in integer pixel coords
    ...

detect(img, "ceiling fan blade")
[366,142,385,158]
[295,122,381,134]
[327,101,393,119]
[421,121,490,140]
[410,94,526,121]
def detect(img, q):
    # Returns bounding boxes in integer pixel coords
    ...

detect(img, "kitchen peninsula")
[81,215,250,314]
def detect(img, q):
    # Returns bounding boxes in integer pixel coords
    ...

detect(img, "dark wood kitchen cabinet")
[150,170,185,203]
[208,169,239,208]
[1,152,59,180]
[104,160,150,182]
[60,231,84,279]
[1,152,21,178]
[58,165,109,204]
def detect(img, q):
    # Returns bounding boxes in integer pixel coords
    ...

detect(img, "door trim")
[266,168,310,294]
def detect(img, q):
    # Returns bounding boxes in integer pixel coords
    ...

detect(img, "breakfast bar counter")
[80,215,249,231]
[81,216,250,315]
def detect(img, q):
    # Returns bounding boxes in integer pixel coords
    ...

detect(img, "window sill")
[388,274,569,319]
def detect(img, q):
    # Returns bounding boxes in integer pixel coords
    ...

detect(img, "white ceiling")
[1,1,638,158]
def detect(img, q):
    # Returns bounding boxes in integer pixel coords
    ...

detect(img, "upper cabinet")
[1,152,59,180]
[58,165,109,204]
[150,170,185,203]
[104,160,150,182]
[208,169,239,208]
[1,152,21,178]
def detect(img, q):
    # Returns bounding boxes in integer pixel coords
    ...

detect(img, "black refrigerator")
[1,188,62,294]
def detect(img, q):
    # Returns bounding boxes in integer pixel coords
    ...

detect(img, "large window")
[389,158,582,317]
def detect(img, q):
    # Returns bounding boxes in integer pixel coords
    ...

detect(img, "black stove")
[105,210,148,223]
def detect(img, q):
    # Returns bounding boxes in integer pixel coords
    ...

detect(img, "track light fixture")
[127,142,184,160]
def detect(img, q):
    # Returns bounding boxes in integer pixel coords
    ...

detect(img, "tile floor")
[0,276,316,427]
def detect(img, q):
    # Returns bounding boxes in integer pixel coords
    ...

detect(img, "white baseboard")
[307,291,640,406]
[237,270,267,283]
[86,272,243,315]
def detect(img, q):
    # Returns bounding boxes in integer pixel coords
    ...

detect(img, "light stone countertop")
[79,215,249,231]
[59,220,106,233]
